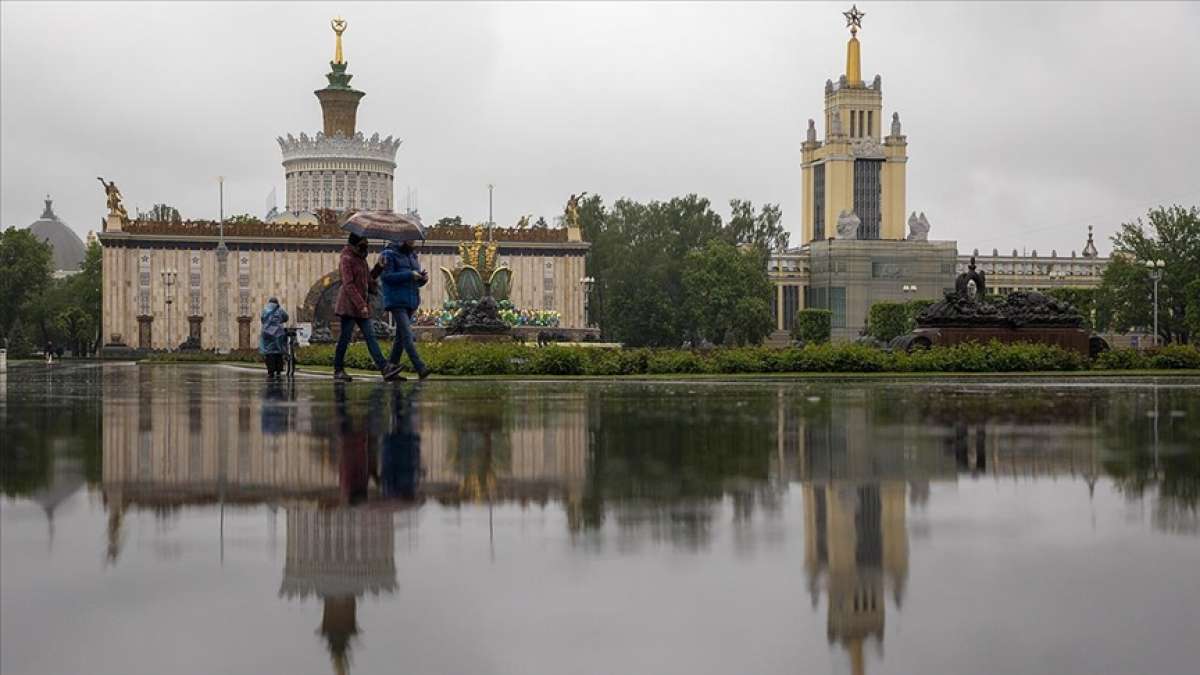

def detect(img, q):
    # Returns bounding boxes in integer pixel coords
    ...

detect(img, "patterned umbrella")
[341,210,426,242]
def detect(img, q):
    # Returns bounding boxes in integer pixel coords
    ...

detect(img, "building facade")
[770,9,1108,342]
[98,21,590,352]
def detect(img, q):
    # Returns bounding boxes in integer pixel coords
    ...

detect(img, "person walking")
[259,296,289,379]
[377,239,431,379]
[333,233,402,382]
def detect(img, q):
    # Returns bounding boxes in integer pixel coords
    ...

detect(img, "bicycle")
[284,327,299,381]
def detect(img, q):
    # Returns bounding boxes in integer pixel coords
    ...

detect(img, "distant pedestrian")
[259,297,289,379]
[44,340,54,365]
[376,239,431,380]
[333,233,402,383]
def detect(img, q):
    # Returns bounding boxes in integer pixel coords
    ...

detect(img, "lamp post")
[487,183,494,242]
[902,284,917,296]
[580,276,596,327]
[161,269,178,351]
[1145,259,1165,346]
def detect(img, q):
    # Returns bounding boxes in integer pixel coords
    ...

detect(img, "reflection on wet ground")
[2,364,1198,675]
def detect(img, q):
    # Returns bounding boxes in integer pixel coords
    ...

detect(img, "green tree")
[1098,205,1199,343]
[1044,287,1102,331]
[680,240,774,345]
[0,227,53,345]
[145,203,182,223]
[726,199,789,253]
[434,215,464,229]
[226,213,259,225]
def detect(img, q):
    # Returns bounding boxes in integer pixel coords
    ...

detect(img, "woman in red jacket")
[333,233,402,382]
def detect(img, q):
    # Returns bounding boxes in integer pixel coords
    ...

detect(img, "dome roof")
[28,197,85,272]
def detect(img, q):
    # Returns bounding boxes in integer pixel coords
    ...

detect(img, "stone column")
[216,243,231,353]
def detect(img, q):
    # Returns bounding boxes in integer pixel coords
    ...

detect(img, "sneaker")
[417,368,432,381]
[333,370,354,382]
[382,364,405,382]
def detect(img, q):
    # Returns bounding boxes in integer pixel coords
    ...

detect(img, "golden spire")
[331,17,347,64]
[843,5,864,86]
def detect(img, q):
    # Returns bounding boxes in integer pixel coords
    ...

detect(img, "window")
[853,159,883,239]
[813,164,826,240]
[867,111,873,137]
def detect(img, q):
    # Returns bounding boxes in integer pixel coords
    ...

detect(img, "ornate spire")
[1082,225,1099,258]
[843,5,864,85]
[315,17,365,137]
[331,17,347,65]
[42,194,56,219]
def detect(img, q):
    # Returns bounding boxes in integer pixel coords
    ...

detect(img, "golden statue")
[97,176,128,221]
[565,192,587,228]
[331,17,347,64]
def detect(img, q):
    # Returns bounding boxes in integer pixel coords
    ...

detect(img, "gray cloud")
[2,1,1197,256]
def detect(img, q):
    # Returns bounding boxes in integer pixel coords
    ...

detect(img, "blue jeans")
[388,308,427,373]
[333,316,388,372]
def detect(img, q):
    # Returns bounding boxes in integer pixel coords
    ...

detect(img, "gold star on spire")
[843,4,865,36]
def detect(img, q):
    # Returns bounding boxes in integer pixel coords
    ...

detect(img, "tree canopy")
[1098,205,1199,343]
[0,227,53,343]
[582,194,780,347]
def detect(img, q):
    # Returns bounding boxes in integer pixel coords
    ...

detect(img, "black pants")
[264,353,284,375]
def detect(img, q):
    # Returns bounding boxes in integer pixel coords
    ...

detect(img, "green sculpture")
[441,224,512,303]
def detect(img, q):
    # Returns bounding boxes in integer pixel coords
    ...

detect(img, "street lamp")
[1145,259,1165,346]
[161,269,178,351]
[902,284,918,295]
[580,276,596,327]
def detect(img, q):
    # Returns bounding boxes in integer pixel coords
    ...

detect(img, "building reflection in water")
[76,370,1198,674]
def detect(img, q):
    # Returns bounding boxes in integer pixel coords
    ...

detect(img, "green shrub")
[526,346,584,375]
[1094,347,1149,370]
[792,309,832,344]
[1148,344,1200,369]
[867,302,910,343]
[647,350,704,374]
[708,347,771,373]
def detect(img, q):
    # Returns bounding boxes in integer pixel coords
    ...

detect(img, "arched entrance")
[299,271,394,343]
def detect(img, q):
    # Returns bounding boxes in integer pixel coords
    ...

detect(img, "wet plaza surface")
[1,364,1198,675]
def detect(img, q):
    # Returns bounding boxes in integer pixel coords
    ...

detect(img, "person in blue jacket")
[376,240,430,379]
[259,297,289,379]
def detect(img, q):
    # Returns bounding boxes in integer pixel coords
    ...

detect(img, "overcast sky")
[3,1,1198,255]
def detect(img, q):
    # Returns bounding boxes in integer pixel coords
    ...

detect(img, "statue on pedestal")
[97,177,128,222]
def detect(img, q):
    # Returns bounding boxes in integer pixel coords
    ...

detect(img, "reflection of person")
[376,239,430,380]
[259,297,289,379]
[334,383,375,505]
[261,380,290,436]
[333,233,402,383]
[379,386,421,500]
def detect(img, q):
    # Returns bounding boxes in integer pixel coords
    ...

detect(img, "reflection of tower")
[804,481,907,675]
[280,507,397,675]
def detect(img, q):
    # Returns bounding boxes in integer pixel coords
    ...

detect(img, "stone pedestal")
[181,316,204,351]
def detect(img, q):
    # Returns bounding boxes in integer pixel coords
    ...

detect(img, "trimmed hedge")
[792,309,832,344]
[276,340,1200,376]
[868,300,935,343]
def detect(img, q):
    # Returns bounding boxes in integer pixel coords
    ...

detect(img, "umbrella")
[341,210,426,242]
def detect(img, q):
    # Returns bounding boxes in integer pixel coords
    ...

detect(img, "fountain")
[441,225,514,342]
[891,257,1106,356]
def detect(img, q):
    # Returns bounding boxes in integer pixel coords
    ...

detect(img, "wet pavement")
[2,363,1198,675]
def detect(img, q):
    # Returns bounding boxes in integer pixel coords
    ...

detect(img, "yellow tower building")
[801,6,908,244]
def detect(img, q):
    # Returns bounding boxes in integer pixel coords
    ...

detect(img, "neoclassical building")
[769,8,1108,341]
[98,21,589,352]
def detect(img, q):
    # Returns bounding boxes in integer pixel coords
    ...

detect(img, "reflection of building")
[97,21,590,353]
[280,506,397,675]
[768,9,1109,342]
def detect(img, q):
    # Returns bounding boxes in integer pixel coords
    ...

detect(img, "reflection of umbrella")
[341,210,426,242]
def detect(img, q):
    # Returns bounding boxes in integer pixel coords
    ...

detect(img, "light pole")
[161,269,178,351]
[580,276,596,327]
[902,284,917,296]
[216,176,231,354]
[1144,259,1165,346]
[487,183,494,242]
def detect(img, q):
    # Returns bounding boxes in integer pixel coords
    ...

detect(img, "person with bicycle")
[259,296,290,379]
